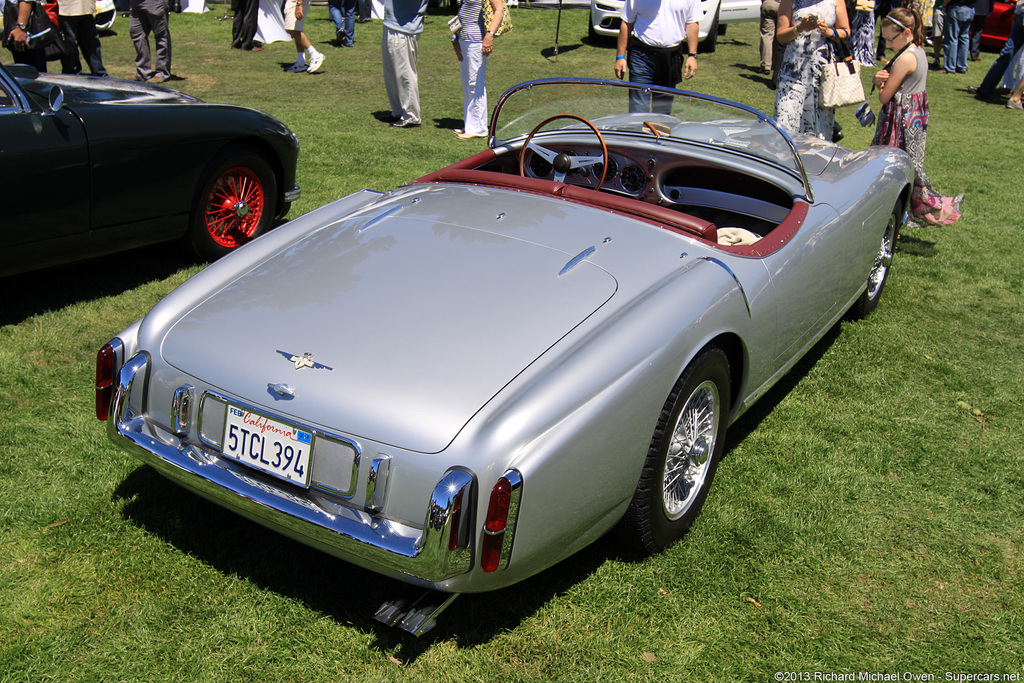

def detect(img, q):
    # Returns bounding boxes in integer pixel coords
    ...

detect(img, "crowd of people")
[3,0,169,80]
[9,0,1018,223]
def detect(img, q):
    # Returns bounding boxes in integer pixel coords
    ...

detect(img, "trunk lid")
[161,197,617,453]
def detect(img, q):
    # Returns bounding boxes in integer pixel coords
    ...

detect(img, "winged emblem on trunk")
[277,350,334,371]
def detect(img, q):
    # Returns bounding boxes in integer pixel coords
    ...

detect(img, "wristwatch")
[688,53,697,58]
[17,22,28,30]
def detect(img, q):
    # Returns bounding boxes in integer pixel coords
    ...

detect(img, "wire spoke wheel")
[662,380,719,520]
[203,167,265,249]
[619,347,731,555]
[190,148,277,262]
[847,199,903,320]
[866,213,896,301]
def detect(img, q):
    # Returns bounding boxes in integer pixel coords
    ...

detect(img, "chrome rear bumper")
[107,353,473,588]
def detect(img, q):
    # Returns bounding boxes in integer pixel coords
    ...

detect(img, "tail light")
[480,470,522,573]
[95,343,116,421]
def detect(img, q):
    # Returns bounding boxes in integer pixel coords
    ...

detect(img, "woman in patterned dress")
[872,7,963,224]
[850,0,877,66]
[774,0,851,138]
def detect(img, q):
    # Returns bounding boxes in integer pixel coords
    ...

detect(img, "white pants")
[1001,45,1024,90]
[382,27,420,123]
[459,39,488,137]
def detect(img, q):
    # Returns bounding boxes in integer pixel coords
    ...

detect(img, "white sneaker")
[307,52,325,73]
[284,62,307,73]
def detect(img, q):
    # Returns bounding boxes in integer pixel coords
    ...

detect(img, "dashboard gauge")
[620,165,646,193]
[528,151,553,178]
[593,156,618,181]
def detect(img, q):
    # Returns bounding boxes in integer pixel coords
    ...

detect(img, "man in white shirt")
[613,0,701,112]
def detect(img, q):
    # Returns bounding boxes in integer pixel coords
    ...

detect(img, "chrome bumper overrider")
[107,353,473,586]
[284,185,301,203]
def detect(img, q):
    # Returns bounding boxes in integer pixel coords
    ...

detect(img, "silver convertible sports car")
[97,79,914,635]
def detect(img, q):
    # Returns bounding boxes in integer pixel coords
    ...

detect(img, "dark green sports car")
[0,63,300,277]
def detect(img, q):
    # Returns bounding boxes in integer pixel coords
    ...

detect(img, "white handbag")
[822,41,866,108]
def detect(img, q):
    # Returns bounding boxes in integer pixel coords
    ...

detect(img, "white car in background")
[96,0,117,32]
[589,0,760,52]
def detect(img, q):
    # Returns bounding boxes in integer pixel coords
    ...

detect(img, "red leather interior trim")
[431,169,568,196]
[558,185,718,242]
[717,201,809,257]
[411,161,744,246]
[410,149,499,184]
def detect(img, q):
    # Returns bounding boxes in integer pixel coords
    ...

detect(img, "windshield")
[490,78,809,194]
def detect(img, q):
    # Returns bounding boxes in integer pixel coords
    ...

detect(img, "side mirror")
[46,86,64,114]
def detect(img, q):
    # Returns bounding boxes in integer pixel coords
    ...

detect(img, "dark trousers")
[11,47,47,71]
[60,14,108,76]
[130,0,172,80]
[231,0,259,50]
[969,12,988,58]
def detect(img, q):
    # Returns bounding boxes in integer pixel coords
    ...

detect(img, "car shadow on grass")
[112,464,611,651]
[0,244,199,328]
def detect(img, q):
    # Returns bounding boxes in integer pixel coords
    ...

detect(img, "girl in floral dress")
[774,0,851,139]
[872,8,963,225]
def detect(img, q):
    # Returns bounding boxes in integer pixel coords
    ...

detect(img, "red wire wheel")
[190,148,277,261]
[203,166,266,249]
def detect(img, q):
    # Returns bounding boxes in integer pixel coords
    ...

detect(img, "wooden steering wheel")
[519,114,610,191]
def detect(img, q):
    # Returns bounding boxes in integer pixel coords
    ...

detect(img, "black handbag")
[43,23,73,61]
[2,0,58,51]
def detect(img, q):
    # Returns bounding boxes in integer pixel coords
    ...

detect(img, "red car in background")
[981,1,1016,48]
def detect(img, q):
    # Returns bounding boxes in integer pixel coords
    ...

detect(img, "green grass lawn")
[1,7,1022,681]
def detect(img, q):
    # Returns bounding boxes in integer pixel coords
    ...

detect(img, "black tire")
[847,201,901,320]
[619,347,731,555]
[699,6,720,53]
[189,147,277,262]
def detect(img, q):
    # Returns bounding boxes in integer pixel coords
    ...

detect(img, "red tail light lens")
[95,343,115,421]
[481,476,513,572]
[484,477,511,533]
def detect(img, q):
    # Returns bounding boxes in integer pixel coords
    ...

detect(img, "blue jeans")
[626,43,676,114]
[328,0,356,45]
[978,12,1024,96]
[943,5,974,73]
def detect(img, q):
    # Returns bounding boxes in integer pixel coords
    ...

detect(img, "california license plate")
[222,404,313,486]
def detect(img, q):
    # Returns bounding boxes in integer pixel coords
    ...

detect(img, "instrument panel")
[524,144,652,197]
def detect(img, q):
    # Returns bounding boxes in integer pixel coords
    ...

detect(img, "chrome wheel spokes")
[663,380,719,520]
[867,218,895,300]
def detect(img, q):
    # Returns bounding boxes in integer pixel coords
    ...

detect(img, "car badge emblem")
[277,350,333,371]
